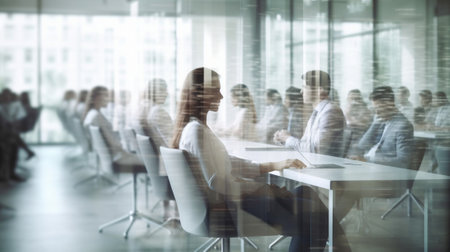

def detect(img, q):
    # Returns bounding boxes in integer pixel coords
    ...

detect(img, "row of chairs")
[89,124,278,251]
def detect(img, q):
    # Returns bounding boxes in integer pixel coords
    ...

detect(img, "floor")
[0,146,448,252]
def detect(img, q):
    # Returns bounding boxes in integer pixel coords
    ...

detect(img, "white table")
[414,130,450,140]
[222,138,450,252]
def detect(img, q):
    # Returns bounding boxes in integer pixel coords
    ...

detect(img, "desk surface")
[414,130,450,139]
[222,138,450,191]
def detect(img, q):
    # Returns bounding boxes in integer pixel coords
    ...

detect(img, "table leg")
[424,188,430,252]
[328,189,334,252]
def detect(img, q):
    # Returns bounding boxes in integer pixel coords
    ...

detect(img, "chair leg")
[269,235,287,250]
[410,193,425,213]
[98,213,130,232]
[242,237,258,249]
[98,172,167,238]
[144,216,177,236]
[221,238,230,252]
[150,200,162,213]
[381,191,409,219]
[112,179,132,193]
[198,238,221,252]
[193,238,215,252]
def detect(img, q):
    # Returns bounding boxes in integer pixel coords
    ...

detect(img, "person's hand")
[273,130,291,144]
[260,159,305,173]
[349,155,366,162]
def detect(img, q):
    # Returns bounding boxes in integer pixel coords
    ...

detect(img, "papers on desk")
[244,146,295,151]
[305,164,345,169]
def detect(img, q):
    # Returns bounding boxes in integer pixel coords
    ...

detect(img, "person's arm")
[371,122,414,168]
[313,106,345,156]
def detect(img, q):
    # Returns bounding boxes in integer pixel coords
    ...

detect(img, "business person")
[217,83,258,140]
[83,86,142,166]
[171,67,350,252]
[274,70,345,158]
[273,71,359,226]
[284,86,310,139]
[355,86,414,169]
[257,89,288,143]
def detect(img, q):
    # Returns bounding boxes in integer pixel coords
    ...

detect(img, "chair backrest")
[159,147,209,236]
[72,117,90,153]
[136,134,161,177]
[123,127,139,154]
[136,134,174,200]
[89,126,113,173]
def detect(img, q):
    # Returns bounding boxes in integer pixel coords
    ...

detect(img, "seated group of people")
[0,88,40,181]
[60,67,448,252]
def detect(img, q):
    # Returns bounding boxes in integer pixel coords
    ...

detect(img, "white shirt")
[224,107,258,141]
[285,99,345,157]
[75,102,86,119]
[435,104,450,127]
[84,109,122,158]
[179,118,262,197]
[257,103,288,142]
[148,104,174,145]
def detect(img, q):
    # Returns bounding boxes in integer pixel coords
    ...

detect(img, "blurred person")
[113,90,133,150]
[101,89,115,123]
[396,86,414,123]
[284,86,310,139]
[354,86,414,169]
[273,71,358,225]
[83,86,141,165]
[0,108,35,182]
[18,91,42,133]
[58,90,76,131]
[171,67,350,252]
[74,90,88,119]
[256,89,288,143]
[274,70,345,158]
[146,79,174,145]
[415,89,437,127]
[329,88,341,106]
[0,88,27,124]
[343,89,373,156]
[112,90,132,131]
[434,91,450,128]
[216,83,258,140]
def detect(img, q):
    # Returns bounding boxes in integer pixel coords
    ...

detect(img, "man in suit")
[354,86,414,169]
[274,70,345,158]
[273,71,352,252]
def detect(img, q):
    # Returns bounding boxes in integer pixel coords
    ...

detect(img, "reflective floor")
[0,146,448,252]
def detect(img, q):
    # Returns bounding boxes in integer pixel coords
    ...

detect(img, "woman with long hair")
[170,67,339,252]
[217,83,258,140]
[83,86,124,158]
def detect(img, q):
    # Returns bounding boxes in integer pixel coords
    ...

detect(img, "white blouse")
[179,118,263,197]
[223,107,258,141]
[84,109,122,158]
[148,104,174,145]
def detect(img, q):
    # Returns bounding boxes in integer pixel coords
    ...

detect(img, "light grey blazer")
[358,111,414,169]
[285,99,345,157]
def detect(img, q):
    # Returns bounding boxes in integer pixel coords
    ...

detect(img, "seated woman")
[216,84,258,141]
[146,78,174,145]
[83,86,140,165]
[170,67,349,252]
